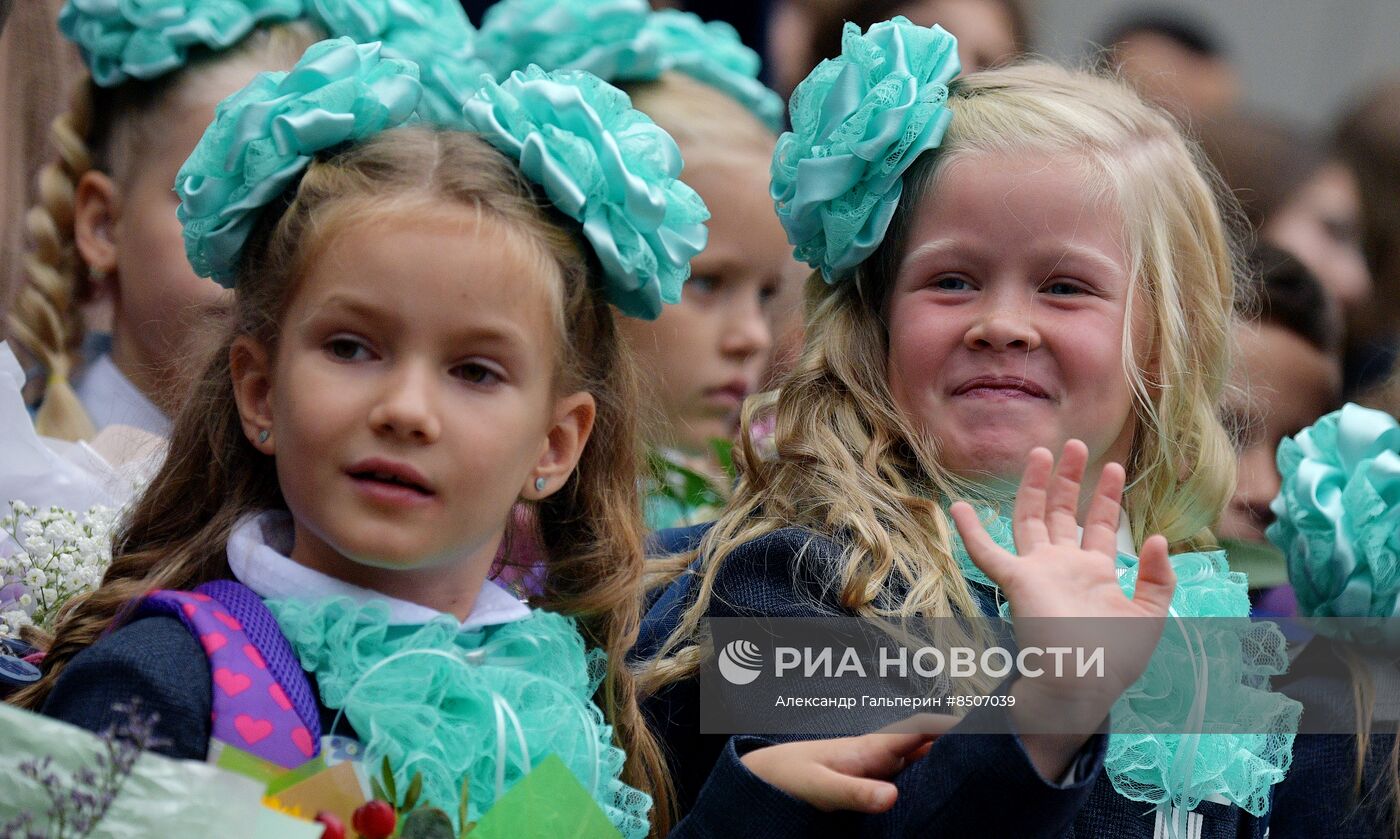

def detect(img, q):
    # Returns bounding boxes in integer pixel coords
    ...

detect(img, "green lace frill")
[953,514,1300,815]
[264,597,650,837]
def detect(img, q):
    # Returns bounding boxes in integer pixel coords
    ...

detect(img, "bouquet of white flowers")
[1,501,117,636]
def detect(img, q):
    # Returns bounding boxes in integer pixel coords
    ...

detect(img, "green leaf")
[399,807,455,839]
[370,776,388,803]
[402,772,424,812]
[457,776,471,838]
[380,756,398,804]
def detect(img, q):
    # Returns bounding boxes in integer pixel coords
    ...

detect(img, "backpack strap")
[137,580,320,768]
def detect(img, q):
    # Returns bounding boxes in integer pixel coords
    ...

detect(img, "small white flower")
[23,568,47,589]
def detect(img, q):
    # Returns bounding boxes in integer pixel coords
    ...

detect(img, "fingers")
[951,501,1016,586]
[1045,440,1088,544]
[1012,447,1053,551]
[808,770,899,814]
[1080,461,1126,557]
[1130,534,1177,616]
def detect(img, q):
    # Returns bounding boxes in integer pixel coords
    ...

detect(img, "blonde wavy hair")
[11,127,675,834]
[642,62,1241,691]
[6,22,321,441]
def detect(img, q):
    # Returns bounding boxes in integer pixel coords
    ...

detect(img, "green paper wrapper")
[469,755,623,839]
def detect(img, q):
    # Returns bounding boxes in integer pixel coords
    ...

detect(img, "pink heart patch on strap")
[200,632,227,654]
[213,611,242,631]
[243,644,267,670]
[268,683,293,712]
[292,726,315,757]
[181,602,198,618]
[234,714,273,745]
[213,667,251,697]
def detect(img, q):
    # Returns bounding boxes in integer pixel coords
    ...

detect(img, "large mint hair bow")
[306,0,489,126]
[59,0,306,87]
[771,17,960,283]
[474,0,782,129]
[176,37,422,285]
[1269,403,1400,641]
[461,66,710,321]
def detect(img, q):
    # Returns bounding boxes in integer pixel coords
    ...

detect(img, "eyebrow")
[301,294,532,351]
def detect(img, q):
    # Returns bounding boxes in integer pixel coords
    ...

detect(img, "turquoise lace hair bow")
[1269,403,1400,643]
[953,511,1300,818]
[176,36,422,285]
[460,65,711,321]
[59,0,306,87]
[770,16,960,283]
[474,0,783,130]
[305,0,490,126]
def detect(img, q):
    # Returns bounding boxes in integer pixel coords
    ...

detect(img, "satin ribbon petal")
[176,37,422,285]
[770,16,960,283]
[460,66,709,321]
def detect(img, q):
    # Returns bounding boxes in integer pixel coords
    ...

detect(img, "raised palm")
[950,440,1177,722]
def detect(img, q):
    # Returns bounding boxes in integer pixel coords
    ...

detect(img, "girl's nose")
[368,363,441,443]
[964,296,1041,352]
[720,292,774,361]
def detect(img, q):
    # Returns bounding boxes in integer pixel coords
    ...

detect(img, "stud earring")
[258,429,270,444]
[534,477,547,492]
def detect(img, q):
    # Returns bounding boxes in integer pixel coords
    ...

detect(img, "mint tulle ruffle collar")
[264,597,650,837]
[951,513,1300,816]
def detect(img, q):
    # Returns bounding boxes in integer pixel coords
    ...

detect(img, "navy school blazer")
[643,524,1273,839]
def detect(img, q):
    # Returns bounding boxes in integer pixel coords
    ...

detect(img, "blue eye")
[1044,280,1083,296]
[452,362,500,386]
[326,337,371,361]
[932,275,971,291]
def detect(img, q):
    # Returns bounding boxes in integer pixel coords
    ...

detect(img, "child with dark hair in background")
[1220,245,1343,614]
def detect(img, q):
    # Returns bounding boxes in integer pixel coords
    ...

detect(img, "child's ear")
[229,335,276,455]
[72,170,120,298]
[523,391,596,500]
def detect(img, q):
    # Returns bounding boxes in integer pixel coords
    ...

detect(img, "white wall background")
[1029,0,1400,132]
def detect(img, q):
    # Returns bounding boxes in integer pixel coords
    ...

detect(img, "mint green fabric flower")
[265,597,651,837]
[771,17,960,283]
[1269,404,1400,639]
[176,37,421,285]
[475,0,658,84]
[307,0,489,126]
[642,9,783,130]
[952,511,1300,815]
[461,66,709,320]
[476,0,781,128]
[59,0,305,86]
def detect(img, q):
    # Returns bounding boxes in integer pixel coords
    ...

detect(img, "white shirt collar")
[1114,512,1136,556]
[75,354,170,437]
[226,511,531,630]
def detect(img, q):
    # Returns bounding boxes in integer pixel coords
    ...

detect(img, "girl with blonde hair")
[9,0,327,441]
[9,0,479,441]
[640,18,1301,838]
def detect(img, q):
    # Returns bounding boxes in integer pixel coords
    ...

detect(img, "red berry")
[314,811,346,839]
[351,799,397,839]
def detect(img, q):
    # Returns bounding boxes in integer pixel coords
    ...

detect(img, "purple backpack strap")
[137,580,320,768]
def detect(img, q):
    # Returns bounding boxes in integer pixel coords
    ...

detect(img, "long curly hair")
[12,126,674,834]
[642,62,1242,692]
